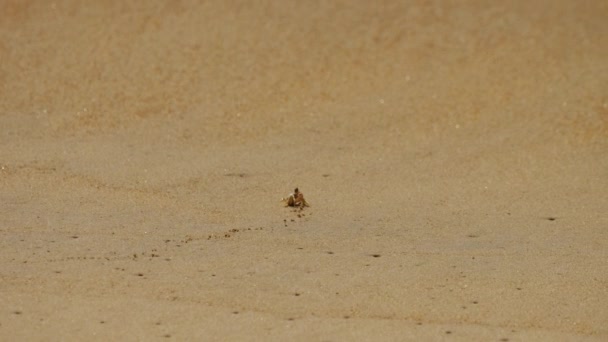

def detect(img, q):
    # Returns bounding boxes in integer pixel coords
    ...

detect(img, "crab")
[282,188,309,208]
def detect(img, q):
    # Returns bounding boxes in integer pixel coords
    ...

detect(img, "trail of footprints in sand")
[41,226,267,264]
[40,209,311,264]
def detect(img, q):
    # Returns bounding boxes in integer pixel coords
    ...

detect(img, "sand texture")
[1,1,607,340]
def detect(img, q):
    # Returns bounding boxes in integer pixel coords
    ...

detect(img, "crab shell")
[283,192,309,207]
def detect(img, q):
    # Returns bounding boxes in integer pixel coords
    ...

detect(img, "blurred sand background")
[1,0,607,340]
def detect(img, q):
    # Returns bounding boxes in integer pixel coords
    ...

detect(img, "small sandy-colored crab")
[282,188,309,208]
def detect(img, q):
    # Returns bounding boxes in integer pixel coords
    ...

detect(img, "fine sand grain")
[1,1,607,340]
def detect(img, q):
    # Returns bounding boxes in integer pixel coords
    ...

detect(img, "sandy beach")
[1,1,607,340]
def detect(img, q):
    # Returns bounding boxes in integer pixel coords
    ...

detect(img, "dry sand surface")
[1,1,607,340]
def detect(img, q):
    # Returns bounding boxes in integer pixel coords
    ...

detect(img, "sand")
[1,1,607,340]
